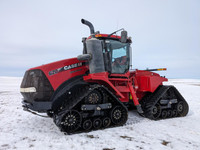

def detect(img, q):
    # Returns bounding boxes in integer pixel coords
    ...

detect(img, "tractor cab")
[79,19,132,75]
[104,39,130,74]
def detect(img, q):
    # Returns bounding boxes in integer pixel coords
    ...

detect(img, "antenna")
[116,20,119,36]
[108,28,124,37]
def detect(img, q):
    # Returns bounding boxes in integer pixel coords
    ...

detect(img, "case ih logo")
[49,62,82,76]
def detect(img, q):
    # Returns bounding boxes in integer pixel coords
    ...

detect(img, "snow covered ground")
[0,77,200,150]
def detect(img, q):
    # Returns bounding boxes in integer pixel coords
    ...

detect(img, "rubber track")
[143,85,189,120]
[53,84,128,134]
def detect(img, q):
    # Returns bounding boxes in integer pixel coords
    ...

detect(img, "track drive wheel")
[85,90,102,104]
[110,106,128,126]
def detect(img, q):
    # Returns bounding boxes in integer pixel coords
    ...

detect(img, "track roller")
[82,119,92,131]
[93,118,102,129]
[167,110,173,118]
[161,110,167,118]
[172,110,178,117]
[102,117,111,128]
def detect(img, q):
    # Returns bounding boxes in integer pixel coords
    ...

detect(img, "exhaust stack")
[81,19,95,37]
[79,19,105,74]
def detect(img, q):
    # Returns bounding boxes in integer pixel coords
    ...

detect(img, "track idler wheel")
[93,118,102,129]
[111,106,128,125]
[82,119,92,131]
[60,110,82,133]
[177,101,184,113]
[102,117,111,128]
[151,104,161,119]
[176,101,189,117]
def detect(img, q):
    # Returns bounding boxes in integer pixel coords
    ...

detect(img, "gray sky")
[0,0,199,78]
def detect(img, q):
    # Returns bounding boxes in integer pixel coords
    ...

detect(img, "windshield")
[106,40,130,74]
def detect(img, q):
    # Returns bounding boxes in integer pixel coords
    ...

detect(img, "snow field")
[0,77,200,150]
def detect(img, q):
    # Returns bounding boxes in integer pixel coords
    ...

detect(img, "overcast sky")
[0,0,199,78]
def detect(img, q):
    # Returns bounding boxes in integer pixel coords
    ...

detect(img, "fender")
[51,75,89,111]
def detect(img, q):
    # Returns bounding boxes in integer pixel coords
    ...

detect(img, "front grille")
[20,69,54,102]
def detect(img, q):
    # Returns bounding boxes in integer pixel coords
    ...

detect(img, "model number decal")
[49,62,83,76]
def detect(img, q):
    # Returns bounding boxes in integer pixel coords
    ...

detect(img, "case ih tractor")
[20,19,189,134]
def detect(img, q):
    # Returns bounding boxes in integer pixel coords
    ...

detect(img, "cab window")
[106,40,130,74]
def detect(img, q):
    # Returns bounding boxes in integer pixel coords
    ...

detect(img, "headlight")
[20,87,36,93]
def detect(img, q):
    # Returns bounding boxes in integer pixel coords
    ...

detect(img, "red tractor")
[20,19,189,134]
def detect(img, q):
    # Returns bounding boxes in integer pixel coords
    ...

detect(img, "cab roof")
[87,34,132,43]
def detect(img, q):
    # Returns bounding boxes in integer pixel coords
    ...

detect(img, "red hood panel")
[28,57,88,90]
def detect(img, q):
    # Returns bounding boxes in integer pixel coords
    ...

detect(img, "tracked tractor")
[20,19,189,134]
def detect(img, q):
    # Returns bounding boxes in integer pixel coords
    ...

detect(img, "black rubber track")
[141,85,189,120]
[53,84,128,134]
